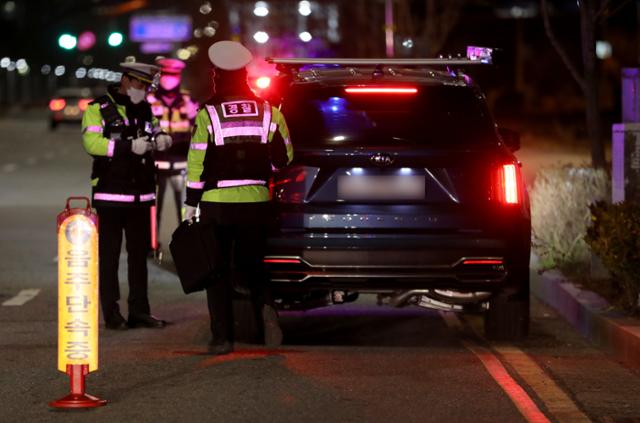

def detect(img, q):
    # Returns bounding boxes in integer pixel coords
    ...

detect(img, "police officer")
[184,41,293,355]
[148,58,198,229]
[81,62,172,330]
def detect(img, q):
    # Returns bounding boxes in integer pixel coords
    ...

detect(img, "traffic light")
[58,34,77,50]
[107,32,124,47]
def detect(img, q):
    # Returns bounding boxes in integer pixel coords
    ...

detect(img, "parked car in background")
[48,87,94,130]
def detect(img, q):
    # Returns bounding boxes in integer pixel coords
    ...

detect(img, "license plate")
[338,175,425,200]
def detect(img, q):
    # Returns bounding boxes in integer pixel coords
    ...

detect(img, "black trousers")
[199,202,272,344]
[156,170,185,229]
[97,206,151,320]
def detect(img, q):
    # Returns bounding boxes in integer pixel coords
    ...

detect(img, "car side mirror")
[498,128,520,152]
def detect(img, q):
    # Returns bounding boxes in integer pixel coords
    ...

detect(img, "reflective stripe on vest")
[187,181,205,189]
[93,192,156,203]
[217,179,266,188]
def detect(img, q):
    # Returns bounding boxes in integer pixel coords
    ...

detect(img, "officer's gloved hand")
[131,136,151,155]
[183,205,197,222]
[155,134,172,152]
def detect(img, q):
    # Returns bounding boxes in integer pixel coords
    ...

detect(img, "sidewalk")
[530,265,640,368]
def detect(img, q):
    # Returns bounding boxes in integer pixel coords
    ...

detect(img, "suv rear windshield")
[282,84,496,148]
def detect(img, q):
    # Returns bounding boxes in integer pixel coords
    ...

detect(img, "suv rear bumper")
[266,232,527,292]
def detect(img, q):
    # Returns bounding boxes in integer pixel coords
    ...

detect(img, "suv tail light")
[49,99,66,111]
[492,163,522,205]
[344,87,418,94]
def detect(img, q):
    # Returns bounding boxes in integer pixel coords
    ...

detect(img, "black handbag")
[169,220,219,294]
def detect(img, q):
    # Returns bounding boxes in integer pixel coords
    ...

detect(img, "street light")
[107,32,124,47]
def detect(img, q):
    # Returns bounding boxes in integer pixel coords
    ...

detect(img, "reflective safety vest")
[200,99,272,189]
[148,91,197,171]
[81,92,159,207]
[186,96,294,204]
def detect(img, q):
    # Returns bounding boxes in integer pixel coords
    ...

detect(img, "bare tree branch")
[540,0,587,93]
[595,0,633,21]
[423,0,465,56]
[594,0,613,20]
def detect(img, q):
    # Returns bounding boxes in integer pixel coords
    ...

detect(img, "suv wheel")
[233,297,261,343]
[484,272,530,341]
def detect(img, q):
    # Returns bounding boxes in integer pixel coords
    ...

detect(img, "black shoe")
[262,304,283,347]
[105,312,128,330]
[127,313,167,328]
[208,340,233,356]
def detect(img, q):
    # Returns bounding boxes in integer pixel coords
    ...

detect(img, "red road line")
[464,341,551,423]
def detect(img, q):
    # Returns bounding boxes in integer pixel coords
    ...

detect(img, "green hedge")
[586,201,640,314]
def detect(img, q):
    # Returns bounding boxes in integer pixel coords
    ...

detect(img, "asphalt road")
[1,117,639,423]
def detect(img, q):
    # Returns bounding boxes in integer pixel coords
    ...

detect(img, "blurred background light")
[253,31,269,44]
[75,67,87,79]
[58,34,77,50]
[254,1,269,17]
[199,2,212,14]
[77,31,96,51]
[596,40,612,59]
[177,48,191,60]
[298,1,312,16]
[107,32,124,47]
[299,31,312,43]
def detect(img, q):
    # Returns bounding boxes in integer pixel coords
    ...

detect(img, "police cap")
[156,58,186,75]
[208,41,253,71]
[120,62,159,85]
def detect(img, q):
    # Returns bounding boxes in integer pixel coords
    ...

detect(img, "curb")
[531,269,640,368]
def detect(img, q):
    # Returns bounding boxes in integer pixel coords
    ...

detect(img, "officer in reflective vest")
[147,58,198,229]
[184,41,293,355]
[81,61,172,330]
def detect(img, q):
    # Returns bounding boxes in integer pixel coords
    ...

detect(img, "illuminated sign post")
[50,197,106,409]
[130,14,192,54]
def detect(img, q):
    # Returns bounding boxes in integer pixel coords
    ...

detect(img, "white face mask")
[127,86,146,104]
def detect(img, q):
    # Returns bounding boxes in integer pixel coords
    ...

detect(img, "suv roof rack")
[266,57,484,67]
[266,46,500,72]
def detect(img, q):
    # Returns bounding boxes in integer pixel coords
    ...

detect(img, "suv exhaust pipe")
[383,289,491,312]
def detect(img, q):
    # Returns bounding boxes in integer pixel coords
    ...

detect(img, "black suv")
[263,53,530,340]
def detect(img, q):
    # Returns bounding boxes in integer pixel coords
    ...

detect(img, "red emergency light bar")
[263,258,302,264]
[345,87,418,94]
[462,259,504,265]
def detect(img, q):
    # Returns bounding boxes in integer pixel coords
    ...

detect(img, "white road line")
[2,163,18,173]
[25,157,38,165]
[2,289,41,306]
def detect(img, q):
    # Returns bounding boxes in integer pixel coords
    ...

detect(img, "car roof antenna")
[373,64,384,79]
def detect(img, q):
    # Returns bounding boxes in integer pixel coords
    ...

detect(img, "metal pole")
[385,0,395,58]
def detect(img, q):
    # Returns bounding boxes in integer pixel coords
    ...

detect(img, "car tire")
[50,120,58,130]
[484,272,530,341]
[233,297,261,343]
